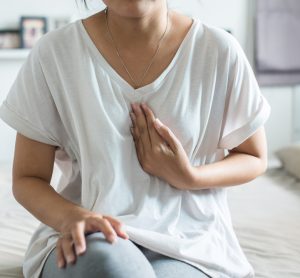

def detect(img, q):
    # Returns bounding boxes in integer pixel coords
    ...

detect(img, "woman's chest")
[50,56,224,164]
[62,82,213,160]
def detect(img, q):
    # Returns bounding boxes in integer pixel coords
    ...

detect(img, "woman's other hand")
[130,102,193,190]
[57,209,129,268]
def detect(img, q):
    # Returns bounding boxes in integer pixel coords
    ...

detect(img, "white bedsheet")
[0,162,61,278]
[0,162,299,278]
[228,169,300,278]
[0,163,39,278]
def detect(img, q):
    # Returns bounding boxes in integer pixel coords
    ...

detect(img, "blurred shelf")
[0,49,30,60]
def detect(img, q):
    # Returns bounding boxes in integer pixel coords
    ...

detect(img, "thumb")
[154,118,179,152]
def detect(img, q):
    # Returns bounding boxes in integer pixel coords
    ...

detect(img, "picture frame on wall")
[20,16,48,48]
[0,29,20,49]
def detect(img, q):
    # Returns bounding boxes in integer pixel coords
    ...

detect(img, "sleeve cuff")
[0,101,60,147]
[218,96,271,150]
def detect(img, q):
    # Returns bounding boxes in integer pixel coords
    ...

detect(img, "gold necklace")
[105,7,169,89]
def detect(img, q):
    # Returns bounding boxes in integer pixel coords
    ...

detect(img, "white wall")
[0,0,77,28]
[1,0,299,163]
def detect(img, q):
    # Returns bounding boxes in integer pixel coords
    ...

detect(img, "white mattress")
[0,162,300,278]
[0,162,60,278]
[228,169,300,278]
[0,163,39,278]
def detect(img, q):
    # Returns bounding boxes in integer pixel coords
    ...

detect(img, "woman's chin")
[105,1,158,19]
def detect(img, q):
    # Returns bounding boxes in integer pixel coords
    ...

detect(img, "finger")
[130,126,135,142]
[61,236,76,265]
[71,222,86,256]
[103,215,129,239]
[154,118,180,153]
[90,218,117,244]
[56,240,66,268]
[131,103,152,150]
[131,123,144,160]
[100,218,118,243]
[141,103,163,146]
[130,125,138,145]
[129,112,136,128]
[130,126,135,141]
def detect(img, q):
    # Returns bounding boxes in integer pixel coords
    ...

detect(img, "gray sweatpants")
[41,232,210,278]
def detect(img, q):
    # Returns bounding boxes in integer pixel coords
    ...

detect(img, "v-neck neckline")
[77,16,199,96]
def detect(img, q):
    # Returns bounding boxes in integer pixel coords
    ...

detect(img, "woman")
[0,0,270,277]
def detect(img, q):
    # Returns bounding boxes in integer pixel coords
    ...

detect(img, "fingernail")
[76,246,84,255]
[67,256,74,264]
[58,261,64,268]
[155,118,163,128]
[108,235,117,244]
[131,103,136,110]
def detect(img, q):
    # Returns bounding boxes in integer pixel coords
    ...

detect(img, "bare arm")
[129,103,268,190]
[12,133,129,268]
[12,133,83,231]
[189,127,268,189]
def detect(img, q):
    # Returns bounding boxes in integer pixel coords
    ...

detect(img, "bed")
[0,162,60,278]
[1,162,300,278]
[228,167,300,277]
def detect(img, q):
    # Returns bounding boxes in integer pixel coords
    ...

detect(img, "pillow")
[276,143,300,179]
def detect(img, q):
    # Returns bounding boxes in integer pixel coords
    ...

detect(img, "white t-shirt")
[0,15,270,278]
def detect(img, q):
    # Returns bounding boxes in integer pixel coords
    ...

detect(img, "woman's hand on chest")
[129,102,194,190]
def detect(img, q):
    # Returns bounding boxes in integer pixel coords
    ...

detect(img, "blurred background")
[0,0,300,166]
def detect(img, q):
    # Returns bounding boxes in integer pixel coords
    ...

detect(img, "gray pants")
[41,232,210,278]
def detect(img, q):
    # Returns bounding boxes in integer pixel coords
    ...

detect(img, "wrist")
[186,165,204,190]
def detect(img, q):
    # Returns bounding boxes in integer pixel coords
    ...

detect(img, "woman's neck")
[104,2,169,49]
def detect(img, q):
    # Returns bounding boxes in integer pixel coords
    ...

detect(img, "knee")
[76,234,123,276]
[41,233,151,278]
[84,232,131,261]
[74,232,156,278]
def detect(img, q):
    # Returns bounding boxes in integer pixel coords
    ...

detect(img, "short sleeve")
[0,39,63,147]
[218,36,271,150]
